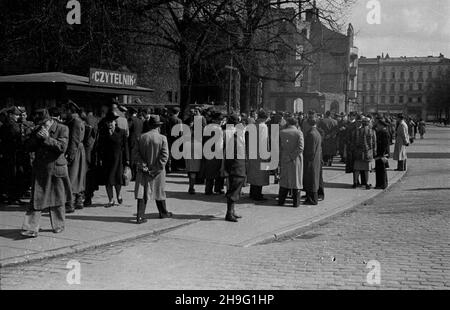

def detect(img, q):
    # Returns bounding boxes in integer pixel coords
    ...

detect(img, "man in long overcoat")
[393,114,410,171]
[127,107,143,179]
[247,110,270,201]
[21,109,72,238]
[63,100,87,212]
[133,115,172,224]
[278,117,304,208]
[318,111,338,166]
[303,118,322,205]
[203,112,224,195]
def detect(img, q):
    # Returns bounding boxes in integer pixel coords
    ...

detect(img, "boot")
[157,200,173,219]
[278,187,289,206]
[249,185,255,199]
[232,203,242,219]
[292,190,300,208]
[225,201,238,222]
[136,199,147,224]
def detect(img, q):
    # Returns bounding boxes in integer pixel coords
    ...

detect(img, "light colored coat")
[393,120,409,161]
[133,129,169,201]
[279,126,304,190]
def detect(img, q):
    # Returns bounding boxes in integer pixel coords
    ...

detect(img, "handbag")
[123,166,132,186]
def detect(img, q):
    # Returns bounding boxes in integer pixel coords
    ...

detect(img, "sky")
[346,0,450,58]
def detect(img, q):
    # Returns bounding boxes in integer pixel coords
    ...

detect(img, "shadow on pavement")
[406,187,450,191]
[0,229,29,240]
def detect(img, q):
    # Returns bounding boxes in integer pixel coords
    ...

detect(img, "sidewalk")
[0,160,404,267]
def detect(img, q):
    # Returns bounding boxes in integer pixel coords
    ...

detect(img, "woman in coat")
[418,119,426,139]
[97,111,130,207]
[393,114,410,171]
[278,117,304,208]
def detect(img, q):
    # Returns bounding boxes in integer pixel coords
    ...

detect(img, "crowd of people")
[0,99,425,237]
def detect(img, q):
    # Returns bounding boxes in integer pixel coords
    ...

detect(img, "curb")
[0,219,197,268]
[238,170,407,247]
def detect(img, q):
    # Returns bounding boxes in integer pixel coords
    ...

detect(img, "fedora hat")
[104,110,120,122]
[147,114,164,127]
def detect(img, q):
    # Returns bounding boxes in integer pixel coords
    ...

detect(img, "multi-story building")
[259,4,358,114]
[357,54,450,119]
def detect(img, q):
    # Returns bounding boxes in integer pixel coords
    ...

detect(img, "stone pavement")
[0,125,448,290]
[1,147,403,267]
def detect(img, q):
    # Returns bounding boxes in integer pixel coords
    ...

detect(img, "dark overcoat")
[97,126,129,186]
[303,127,322,193]
[319,117,338,157]
[279,126,304,190]
[247,121,270,186]
[202,123,223,179]
[128,115,143,159]
[28,121,72,210]
[66,114,87,194]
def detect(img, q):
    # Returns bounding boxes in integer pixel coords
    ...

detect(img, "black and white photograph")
[0,0,449,295]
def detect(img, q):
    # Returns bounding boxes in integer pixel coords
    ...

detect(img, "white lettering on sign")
[66,0,81,25]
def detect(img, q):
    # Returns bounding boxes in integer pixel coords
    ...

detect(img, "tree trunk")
[240,72,251,113]
[179,51,193,119]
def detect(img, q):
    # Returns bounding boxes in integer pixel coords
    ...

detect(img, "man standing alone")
[133,115,172,224]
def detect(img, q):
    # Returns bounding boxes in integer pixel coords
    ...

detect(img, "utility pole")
[225,35,238,115]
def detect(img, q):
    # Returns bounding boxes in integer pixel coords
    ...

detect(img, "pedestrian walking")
[21,109,72,238]
[278,117,304,208]
[418,119,426,139]
[133,115,172,224]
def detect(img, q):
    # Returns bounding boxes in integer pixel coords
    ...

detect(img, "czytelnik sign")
[89,68,137,88]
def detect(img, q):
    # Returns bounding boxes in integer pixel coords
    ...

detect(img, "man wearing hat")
[62,100,87,212]
[303,116,322,205]
[375,119,391,189]
[0,106,24,204]
[393,114,410,171]
[21,109,72,238]
[133,115,172,224]
[111,100,130,138]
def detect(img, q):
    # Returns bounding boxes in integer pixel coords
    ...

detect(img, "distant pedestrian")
[418,119,426,139]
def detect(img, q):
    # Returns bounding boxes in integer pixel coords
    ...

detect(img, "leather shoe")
[66,207,75,213]
[225,214,238,222]
[53,228,64,234]
[21,230,38,238]
[136,217,148,224]
[159,212,173,219]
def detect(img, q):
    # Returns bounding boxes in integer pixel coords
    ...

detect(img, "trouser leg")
[305,192,318,205]
[278,187,289,206]
[318,165,325,198]
[188,173,196,193]
[22,207,41,233]
[156,200,172,218]
[226,177,245,203]
[292,189,300,208]
[205,178,214,194]
[214,177,224,193]
[49,206,65,231]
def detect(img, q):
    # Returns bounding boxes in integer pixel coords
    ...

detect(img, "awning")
[0,72,154,96]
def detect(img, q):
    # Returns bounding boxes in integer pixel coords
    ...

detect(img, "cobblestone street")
[1,126,449,290]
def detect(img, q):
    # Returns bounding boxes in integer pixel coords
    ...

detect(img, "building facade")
[259,5,358,114]
[357,54,450,119]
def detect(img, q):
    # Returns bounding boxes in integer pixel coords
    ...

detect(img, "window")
[382,72,386,79]
[400,84,404,91]
[381,96,385,104]
[408,97,413,103]
[419,71,423,78]
[370,96,375,103]
[391,84,395,92]
[409,71,414,79]
[409,83,414,91]
[294,71,303,87]
[391,72,395,80]
[418,96,422,103]
[371,83,375,91]
[400,72,405,79]
[363,84,367,91]
[295,45,304,60]
[381,84,386,92]
[399,96,404,103]
[418,83,423,90]
[428,71,433,78]
[390,96,395,104]
[166,91,173,103]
